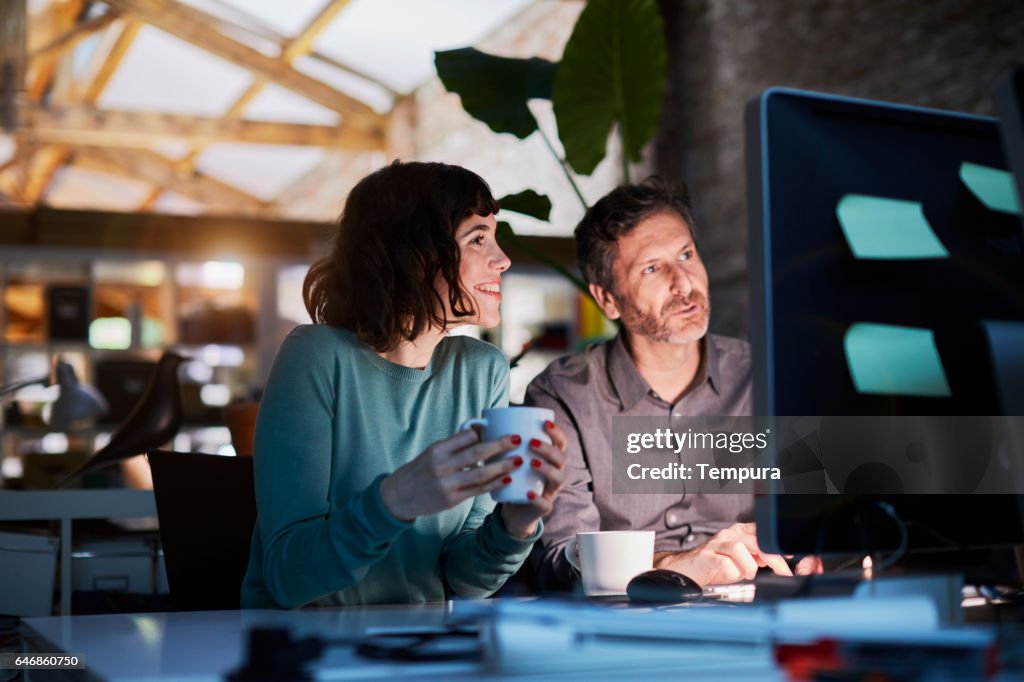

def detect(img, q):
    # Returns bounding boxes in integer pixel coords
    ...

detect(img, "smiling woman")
[446,212,510,329]
[302,161,500,351]
[241,161,567,608]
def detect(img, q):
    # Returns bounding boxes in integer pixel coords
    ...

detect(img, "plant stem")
[505,231,589,296]
[536,126,589,210]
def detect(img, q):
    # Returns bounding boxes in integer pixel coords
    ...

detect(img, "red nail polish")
[512,456,524,467]
[531,458,541,469]
[545,420,555,430]
[527,491,537,500]
[530,438,541,448]
[502,476,512,485]
[510,435,522,445]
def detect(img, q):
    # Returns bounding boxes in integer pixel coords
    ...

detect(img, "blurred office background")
[0,0,1023,483]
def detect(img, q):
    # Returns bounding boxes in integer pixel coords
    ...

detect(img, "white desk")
[20,595,1012,681]
[21,603,781,681]
[0,490,157,615]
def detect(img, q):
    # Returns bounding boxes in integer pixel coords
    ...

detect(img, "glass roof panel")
[46,166,153,211]
[292,55,394,113]
[152,191,205,215]
[7,0,584,222]
[149,141,192,161]
[186,0,332,39]
[193,143,329,200]
[242,85,340,125]
[97,26,255,116]
[0,135,14,166]
[313,0,532,93]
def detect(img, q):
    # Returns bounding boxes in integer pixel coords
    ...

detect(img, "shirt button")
[685,533,695,543]
[665,511,692,533]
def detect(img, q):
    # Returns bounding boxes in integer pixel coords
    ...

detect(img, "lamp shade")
[48,360,108,429]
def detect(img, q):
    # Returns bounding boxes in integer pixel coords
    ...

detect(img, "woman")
[241,161,566,608]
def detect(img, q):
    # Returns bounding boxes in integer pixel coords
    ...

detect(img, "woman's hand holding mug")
[458,407,568,538]
[381,407,567,538]
[498,418,568,538]
[380,429,522,521]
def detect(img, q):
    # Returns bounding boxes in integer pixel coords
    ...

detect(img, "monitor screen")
[745,88,1024,560]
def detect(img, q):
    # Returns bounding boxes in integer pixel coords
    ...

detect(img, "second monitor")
[745,88,1024,560]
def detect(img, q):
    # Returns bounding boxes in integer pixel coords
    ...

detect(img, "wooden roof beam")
[173,0,372,184]
[29,9,122,63]
[102,0,385,137]
[83,16,141,103]
[0,0,26,130]
[282,0,351,62]
[70,146,268,211]
[26,0,84,102]
[21,16,143,205]
[22,104,385,150]
[22,146,68,203]
[0,206,325,259]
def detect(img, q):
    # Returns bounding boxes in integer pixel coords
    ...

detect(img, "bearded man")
[526,177,818,591]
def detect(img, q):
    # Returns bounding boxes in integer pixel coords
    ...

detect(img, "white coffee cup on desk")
[564,530,656,596]
[459,406,553,503]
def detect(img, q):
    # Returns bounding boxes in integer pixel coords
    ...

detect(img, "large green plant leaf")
[552,0,667,175]
[498,190,552,221]
[435,48,558,139]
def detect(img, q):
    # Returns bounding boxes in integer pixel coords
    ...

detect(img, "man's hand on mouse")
[652,522,822,586]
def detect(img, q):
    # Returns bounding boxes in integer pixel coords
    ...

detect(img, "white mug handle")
[459,417,487,432]
[564,537,581,572]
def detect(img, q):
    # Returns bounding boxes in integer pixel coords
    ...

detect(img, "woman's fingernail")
[531,458,541,469]
[502,476,512,485]
[545,420,555,430]
[530,438,541,448]
[512,456,524,467]
[527,491,537,500]
[510,435,522,445]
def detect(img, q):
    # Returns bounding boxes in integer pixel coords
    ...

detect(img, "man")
[526,177,817,590]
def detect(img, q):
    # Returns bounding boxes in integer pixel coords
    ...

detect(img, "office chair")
[148,450,256,611]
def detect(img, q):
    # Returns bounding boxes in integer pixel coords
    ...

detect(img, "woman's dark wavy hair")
[303,161,498,352]
[575,176,697,295]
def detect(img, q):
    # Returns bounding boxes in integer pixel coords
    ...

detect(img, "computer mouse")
[627,569,703,604]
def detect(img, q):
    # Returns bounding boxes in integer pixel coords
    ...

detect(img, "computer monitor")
[995,64,1024,235]
[745,88,1024,564]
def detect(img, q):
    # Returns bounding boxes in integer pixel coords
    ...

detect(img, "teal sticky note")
[844,323,952,397]
[960,162,1022,215]
[836,195,948,259]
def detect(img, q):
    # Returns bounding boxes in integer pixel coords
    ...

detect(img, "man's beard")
[618,292,710,344]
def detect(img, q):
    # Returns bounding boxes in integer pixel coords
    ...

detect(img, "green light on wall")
[141,318,165,348]
[89,317,165,349]
[89,317,131,349]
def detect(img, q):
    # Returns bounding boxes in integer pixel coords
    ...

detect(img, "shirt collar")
[703,335,723,395]
[607,331,649,411]
[607,330,721,410]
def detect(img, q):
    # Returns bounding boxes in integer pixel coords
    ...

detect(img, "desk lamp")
[0,357,108,429]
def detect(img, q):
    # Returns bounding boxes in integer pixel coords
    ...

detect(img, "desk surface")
[0,489,156,520]
[25,606,467,681]
[22,602,781,681]
[24,593,1022,681]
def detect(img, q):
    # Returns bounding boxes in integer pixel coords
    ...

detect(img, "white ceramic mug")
[459,406,553,503]
[564,530,655,596]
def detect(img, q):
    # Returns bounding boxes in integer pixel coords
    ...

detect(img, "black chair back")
[149,450,256,611]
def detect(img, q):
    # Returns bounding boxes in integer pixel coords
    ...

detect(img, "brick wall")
[655,0,1024,337]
